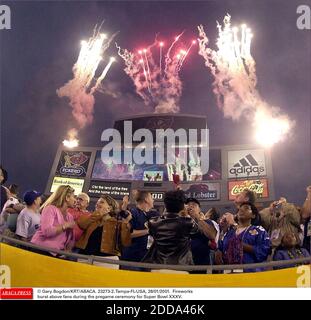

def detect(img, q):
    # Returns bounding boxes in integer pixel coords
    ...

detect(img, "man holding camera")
[259,197,301,249]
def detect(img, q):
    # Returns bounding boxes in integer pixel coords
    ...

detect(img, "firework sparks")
[197,15,293,147]
[57,24,116,145]
[159,41,164,75]
[117,32,195,113]
[178,40,196,71]
[63,128,79,148]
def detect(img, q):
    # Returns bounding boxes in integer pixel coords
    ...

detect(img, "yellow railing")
[1,243,310,287]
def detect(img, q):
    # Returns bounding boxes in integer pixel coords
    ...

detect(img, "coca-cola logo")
[229,179,269,200]
[231,182,264,196]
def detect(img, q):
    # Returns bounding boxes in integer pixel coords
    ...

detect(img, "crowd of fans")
[0,165,310,273]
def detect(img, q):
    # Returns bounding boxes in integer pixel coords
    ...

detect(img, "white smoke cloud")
[197,15,294,146]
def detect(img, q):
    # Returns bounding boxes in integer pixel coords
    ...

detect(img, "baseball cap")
[185,197,201,207]
[23,190,42,206]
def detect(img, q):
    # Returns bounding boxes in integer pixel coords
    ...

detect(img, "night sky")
[1,0,310,205]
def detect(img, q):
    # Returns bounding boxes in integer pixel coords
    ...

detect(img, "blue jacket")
[219,225,271,272]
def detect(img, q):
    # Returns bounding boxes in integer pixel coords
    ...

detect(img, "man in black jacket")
[0,166,8,211]
[142,190,197,265]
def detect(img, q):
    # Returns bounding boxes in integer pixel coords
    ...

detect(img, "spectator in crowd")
[301,186,311,253]
[216,202,271,272]
[218,212,236,236]
[273,231,310,269]
[31,185,76,256]
[223,189,261,227]
[234,188,257,208]
[205,207,220,221]
[142,190,197,266]
[213,217,230,273]
[235,189,262,226]
[185,198,217,272]
[205,207,221,266]
[15,190,42,241]
[205,207,220,244]
[260,199,301,250]
[121,191,159,270]
[7,184,19,199]
[0,166,8,211]
[0,184,24,233]
[76,195,132,257]
[67,192,91,242]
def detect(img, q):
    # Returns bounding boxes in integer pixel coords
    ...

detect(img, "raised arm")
[302,186,311,219]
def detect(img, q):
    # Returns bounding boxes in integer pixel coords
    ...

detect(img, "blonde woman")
[76,195,132,257]
[31,185,76,256]
[260,200,301,248]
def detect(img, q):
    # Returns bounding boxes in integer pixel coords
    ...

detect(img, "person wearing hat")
[15,190,42,241]
[185,198,217,273]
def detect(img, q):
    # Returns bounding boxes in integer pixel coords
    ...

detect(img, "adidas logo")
[229,154,265,175]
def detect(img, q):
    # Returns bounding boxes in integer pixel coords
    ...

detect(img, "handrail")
[1,234,310,271]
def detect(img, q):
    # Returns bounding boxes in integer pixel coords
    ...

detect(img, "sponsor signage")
[50,176,85,194]
[149,191,165,201]
[88,181,131,200]
[228,149,267,178]
[151,192,165,201]
[56,151,91,178]
[228,179,269,200]
[180,182,220,201]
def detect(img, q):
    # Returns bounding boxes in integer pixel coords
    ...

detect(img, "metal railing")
[1,234,310,272]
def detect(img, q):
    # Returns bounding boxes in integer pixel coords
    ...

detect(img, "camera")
[273,201,282,217]
[118,210,130,219]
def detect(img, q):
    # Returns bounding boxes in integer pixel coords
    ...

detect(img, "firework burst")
[198,15,293,147]
[57,24,116,147]
[117,33,196,113]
